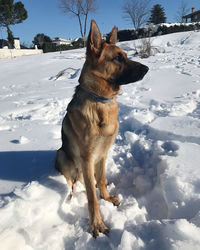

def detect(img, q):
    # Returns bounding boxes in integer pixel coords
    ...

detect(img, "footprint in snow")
[10,136,29,144]
[161,141,179,157]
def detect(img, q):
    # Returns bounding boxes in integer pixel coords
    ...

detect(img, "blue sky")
[0,0,200,45]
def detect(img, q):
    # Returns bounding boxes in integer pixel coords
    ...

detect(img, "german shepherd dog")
[55,20,149,237]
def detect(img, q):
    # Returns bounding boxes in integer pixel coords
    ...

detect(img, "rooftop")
[183,9,200,19]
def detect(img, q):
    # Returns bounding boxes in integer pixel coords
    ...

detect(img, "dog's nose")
[142,65,149,74]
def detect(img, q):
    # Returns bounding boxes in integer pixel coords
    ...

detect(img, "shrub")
[115,23,200,42]
[139,37,152,58]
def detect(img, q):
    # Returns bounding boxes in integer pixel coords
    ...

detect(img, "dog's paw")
[106,195,120,206]
[90,219,109,238]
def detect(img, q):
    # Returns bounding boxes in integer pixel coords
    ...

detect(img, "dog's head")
[79,20,148,95]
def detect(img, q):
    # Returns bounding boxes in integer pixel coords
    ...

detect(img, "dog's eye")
[113,53,124,63]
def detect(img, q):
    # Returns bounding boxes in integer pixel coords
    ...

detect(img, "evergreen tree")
[0,0,28,48]
[33,33,54,52]
[149,4,166,24]
[33,33,52,49]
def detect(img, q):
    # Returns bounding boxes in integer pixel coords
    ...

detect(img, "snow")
[0,30,200,249]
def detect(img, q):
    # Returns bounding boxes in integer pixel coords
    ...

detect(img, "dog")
[55,20,149,237]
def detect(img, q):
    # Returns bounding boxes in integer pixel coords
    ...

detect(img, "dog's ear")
[87,20,102,55]
[108,27,117,44]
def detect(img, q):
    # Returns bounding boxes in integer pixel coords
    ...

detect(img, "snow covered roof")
[183,9,200,18]
[52,37,72,42]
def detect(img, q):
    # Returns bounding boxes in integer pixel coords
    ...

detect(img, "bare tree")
[122,0,151,30]
[59,0,97,39]
[175,1,189,23]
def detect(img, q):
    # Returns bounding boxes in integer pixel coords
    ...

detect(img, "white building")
[52,38,73,46]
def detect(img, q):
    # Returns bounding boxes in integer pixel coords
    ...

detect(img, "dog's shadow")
[0,150,57,184]
[0,150,68,201]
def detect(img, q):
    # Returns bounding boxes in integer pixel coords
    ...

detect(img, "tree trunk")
[77,14,84,38]
[83,13,88,47]
[6,25,14,49]
[83,13,88,37]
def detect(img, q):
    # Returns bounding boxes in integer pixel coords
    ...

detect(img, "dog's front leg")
[95,158,120,206]
[81,157,109,238]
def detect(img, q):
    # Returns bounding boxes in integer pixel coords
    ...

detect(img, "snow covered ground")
[0,31,200,250]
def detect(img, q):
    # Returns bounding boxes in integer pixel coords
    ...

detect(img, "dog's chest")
[96,104,118,136]
[99,123,116,136]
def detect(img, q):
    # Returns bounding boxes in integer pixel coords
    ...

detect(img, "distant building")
[183,8,200,23]
[52,37,73,46]
[0,37,43,59]
[0,38,27,49]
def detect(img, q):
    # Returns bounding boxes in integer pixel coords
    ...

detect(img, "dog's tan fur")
[55,20,148,237]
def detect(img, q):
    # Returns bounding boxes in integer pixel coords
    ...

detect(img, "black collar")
[78,86,113,104]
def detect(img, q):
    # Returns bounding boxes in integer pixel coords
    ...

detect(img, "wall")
[0,48,43,59]
[14,39,20,49]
